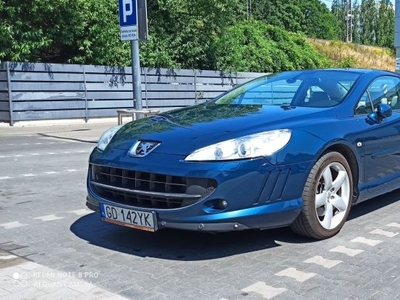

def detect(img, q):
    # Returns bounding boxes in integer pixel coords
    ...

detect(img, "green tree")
[376,0,394,48]
[352,0,361,44]
[0,0,130,65]
[298,0,339,40]
[71,0,130,66]
[0,0,82,62]
[142,0,246,69]
[251,0,303,33]
[360,0,378,45]
[331,0,347,42]
[213,20,330,73]
[1,0,391,71]
[250,0,338,39]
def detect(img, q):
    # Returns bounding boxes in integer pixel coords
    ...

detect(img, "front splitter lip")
[159,220,251,231]
[86,195,302,232]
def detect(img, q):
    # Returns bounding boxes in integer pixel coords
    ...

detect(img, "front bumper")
[86,194,302,231]
[86,148,310,232]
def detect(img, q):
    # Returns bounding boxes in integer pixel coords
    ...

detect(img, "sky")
[321,0,333,7]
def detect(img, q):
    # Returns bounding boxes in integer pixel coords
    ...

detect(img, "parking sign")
[119,0,138,41]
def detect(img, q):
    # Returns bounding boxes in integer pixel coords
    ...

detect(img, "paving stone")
[1,124,400,299]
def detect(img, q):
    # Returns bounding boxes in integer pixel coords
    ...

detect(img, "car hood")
[108,103,335,155]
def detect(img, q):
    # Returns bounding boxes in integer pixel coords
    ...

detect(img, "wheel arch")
[291,146,356,239]
[320,143,359,204]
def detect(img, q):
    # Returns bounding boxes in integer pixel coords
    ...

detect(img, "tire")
[291,151,353,240]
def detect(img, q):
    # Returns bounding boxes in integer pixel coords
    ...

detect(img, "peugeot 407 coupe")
[86,69,400,239]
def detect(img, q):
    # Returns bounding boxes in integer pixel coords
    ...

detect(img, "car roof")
[303,68,396,75]
[274,68,399,80]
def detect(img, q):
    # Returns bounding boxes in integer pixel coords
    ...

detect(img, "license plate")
[100,204,157,232]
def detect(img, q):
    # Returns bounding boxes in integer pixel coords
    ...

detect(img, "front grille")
[90,164,217,209]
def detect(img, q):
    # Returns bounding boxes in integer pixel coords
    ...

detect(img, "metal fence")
[0,62,264,125]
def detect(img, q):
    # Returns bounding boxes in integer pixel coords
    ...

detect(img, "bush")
[212,20,331,73]
[337,57,356,68]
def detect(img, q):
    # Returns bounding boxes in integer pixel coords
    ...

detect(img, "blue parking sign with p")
[119,0,137,26]
[119,0,138,41]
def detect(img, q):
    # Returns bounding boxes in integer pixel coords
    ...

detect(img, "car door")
[354,75,400,198]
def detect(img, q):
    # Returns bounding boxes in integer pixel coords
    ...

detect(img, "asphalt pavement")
[0,118,399,300]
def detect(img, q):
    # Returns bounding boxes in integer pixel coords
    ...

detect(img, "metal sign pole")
[396,0,400,72]
[131,40,142,110]
[119,0,146,116]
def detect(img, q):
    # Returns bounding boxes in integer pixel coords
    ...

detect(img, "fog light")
[219,200,228,209]
[202,199,229,213]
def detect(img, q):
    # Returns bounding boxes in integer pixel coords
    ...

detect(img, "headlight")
[185,129,292,161]
[97,125,123,151]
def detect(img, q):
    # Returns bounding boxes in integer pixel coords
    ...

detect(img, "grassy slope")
[308,38,396,71]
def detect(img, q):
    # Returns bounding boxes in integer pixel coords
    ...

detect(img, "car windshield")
[214,70,361,108]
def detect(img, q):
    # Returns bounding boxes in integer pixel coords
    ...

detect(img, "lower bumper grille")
[90,164,217,209]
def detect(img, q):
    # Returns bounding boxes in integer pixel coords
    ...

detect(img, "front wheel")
[291,151,353,239]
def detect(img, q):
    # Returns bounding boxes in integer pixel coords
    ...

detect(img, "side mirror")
[367,103,392,124]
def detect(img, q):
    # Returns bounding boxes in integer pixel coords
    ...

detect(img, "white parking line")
[0,150,90,159]
[0,221,28,229]
[33,214,64,222]
[241,281,287,299]
[0,209,92,230]
[351,236,383,246]
[4,142,68,146]
[386,222,400,228]
[67,209,92,216]
[0,255,18,260]
[275,267,316,283]
[0,169,86,181]
[369,229,399,238]
[329,245,364,257]
[304,256,342,269]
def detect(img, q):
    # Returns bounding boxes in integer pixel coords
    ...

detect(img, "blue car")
[86,69,400,239]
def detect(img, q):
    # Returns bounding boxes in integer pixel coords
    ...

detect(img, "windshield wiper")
[280,103,296,110]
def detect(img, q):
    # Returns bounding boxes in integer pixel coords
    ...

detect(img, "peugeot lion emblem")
[129,141,160,157]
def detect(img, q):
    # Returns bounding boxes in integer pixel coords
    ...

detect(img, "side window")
[388,82,400,110]
[355,91,373,115]
[355,76,400,115]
